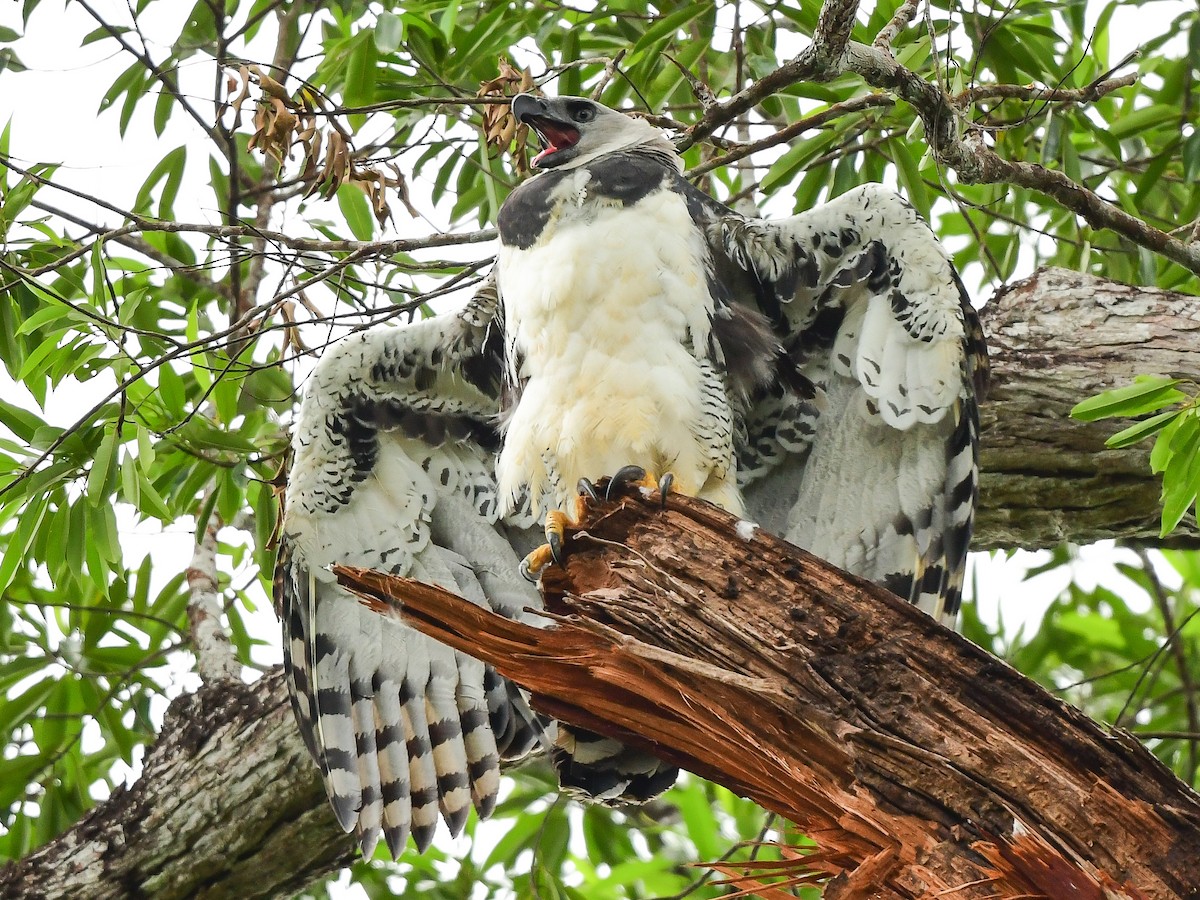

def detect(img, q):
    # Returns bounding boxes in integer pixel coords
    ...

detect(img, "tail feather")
[402,690,442,852]
[351,679,384,855]
[552,724,679,805]
[373,677,412,857]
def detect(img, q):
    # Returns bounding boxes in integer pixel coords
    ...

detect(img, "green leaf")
[438,2,458,42]
[1150,411,1188,474]
[673,780,723,860]
[1107,104,1178,141]
[344,31,378,112]
[630,4,706,58]
[760,132,834,195]
[482,807,542,871]
[194,488,219,544]
[90,501,122,565]
[252,479,277,573]
[135,472,171,520]
[152,86,173,138]
[337,183,374,240]
[66,497,86,580]
[158,363,186,414]
[0,495,47,595]
[375,12,403,53]
[1070,376,1186,422]
[192,351,212,392]
[15,332,64,383]
[90,239,112,311]
[120,449,140,508]
[134,145,187,219]
[0,675,56,745]
[136,424,156,469]
[15,300,79,337]
[1160,415,1200,536]
[1105,410,1181,449]
[1185,131,1200,183]
[86,426,118,505]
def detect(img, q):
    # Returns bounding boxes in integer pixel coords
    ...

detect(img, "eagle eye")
[569,103,596,123]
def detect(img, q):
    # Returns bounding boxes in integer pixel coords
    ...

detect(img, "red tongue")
[531,120,579,163]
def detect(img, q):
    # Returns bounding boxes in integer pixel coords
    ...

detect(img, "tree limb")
[185,504,240,684]
[337,487,1200,899]
[977,267,1200,548]
[839,42,1200,275]
[0,670,352,900]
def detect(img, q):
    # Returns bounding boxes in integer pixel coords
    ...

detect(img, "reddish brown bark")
[339,487,1200,899]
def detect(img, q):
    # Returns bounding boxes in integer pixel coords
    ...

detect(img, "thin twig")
[956,74,1137,106]
[73,0,222,145]
[687,94,894,178]
[874,0,921,50]
[1134,546,1199,783]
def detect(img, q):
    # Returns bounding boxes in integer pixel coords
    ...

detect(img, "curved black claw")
[548,529,564,568]
[577,477,601,502]
[519,549,545,583]
[606,465,647,500]
[657,472,674,508]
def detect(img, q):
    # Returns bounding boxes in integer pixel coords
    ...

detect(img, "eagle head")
[511,94,674,170]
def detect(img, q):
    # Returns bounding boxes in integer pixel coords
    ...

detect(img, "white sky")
[0,0,1190,891]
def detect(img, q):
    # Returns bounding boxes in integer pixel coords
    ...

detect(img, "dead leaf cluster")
[228,64,417,227]
[477,58,535,175]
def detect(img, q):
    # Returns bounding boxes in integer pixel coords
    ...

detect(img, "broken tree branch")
[338,486,1200,899]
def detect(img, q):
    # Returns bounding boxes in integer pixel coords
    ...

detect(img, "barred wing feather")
[708,184,989,625]
[276,284,543,857]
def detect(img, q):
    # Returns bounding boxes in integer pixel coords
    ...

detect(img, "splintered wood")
[337,488,1200,899]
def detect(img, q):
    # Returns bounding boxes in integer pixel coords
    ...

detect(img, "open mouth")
[525,116,581,167]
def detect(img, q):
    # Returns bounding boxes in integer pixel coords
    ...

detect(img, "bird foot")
[520,487,591,583]
[518,471,674,583]
[606,465,674,508]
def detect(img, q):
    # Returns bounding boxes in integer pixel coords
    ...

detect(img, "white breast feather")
[497,183,740,514]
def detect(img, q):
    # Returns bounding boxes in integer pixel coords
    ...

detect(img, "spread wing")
[696,183,988,626]
[276,277,545,857]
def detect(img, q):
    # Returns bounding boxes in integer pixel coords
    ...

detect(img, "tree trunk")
[2,266,1197,897]
[341,487,1200,900]
[977,267,1200,548]
[0,670,353,900]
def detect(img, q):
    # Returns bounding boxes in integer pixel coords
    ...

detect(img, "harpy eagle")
[276,93,989,858]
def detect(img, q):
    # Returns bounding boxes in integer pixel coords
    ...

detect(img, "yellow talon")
[519,500,587,583]
[519,474,670,583]
[606,465,675,505]
[519,543,555,583]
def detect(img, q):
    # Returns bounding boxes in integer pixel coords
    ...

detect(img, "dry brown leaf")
[227,70,249,128]
[384,163,420,218]
[477,57,536,173]
[250,65,290,102]
[231,64,424,227]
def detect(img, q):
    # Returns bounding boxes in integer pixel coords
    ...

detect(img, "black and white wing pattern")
[697,183,988,625]
[276,279,544,857]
